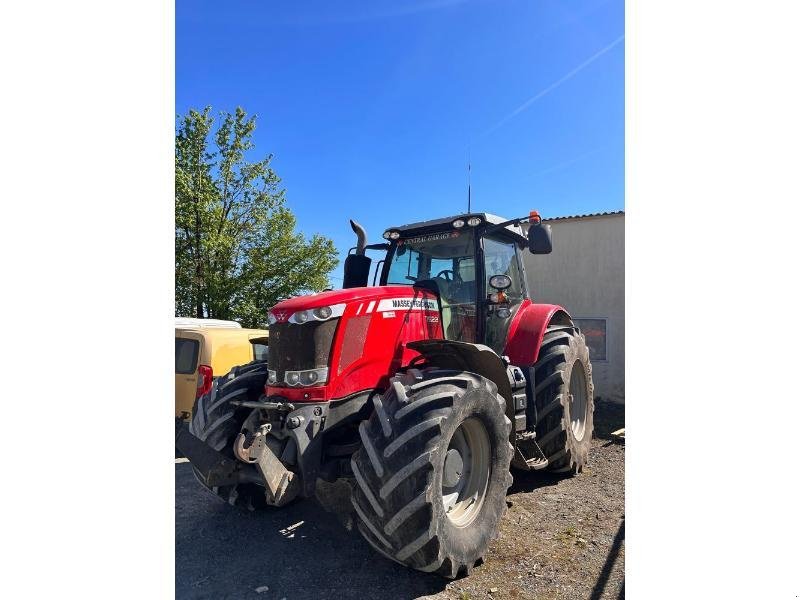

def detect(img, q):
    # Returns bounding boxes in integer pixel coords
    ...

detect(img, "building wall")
[522,213,625,403]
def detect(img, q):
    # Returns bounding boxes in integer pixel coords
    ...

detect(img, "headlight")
[313,306,332,320]
[489,274,512,290]
[288,303,345,324]
[267,312,277,325]
[467,216,482,226]
[284,367,328,387]
[452,219,465,228]
[300,368,326,385]
[267,369,277,384]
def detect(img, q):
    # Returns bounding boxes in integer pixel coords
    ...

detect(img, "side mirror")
[527,222,553,254]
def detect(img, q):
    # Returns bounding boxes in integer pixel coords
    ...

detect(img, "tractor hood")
[266,284,443,402]
[268,285,438,324]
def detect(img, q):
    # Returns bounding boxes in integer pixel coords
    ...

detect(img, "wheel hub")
[441,417,491,528]
[569,361,588,441]
[443,448,464,488]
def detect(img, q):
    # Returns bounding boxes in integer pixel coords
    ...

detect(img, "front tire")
[350,369,513,578]
[189,360,272,510]
[532,324,595,473]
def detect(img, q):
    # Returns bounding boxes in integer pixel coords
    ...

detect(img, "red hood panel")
[270,285,430,313]
[266,284,444,400]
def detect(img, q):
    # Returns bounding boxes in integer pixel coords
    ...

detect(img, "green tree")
[175,106,338,328]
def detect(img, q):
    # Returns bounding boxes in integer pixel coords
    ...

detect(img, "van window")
[252,342,268,361]
[175,338,199,374]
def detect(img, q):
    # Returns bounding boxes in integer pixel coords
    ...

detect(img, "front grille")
[268,319,339,382]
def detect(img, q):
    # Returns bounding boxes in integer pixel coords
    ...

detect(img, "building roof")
[544,210,624,221]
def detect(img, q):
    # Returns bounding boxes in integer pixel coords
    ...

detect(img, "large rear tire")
[189,360,273,510]
[532,324,595,473]
[350,368,513,578]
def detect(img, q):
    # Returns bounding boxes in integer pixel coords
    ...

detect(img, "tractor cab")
[346,212,552,354]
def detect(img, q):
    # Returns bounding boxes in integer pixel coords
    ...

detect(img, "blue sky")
[177,0,624,284]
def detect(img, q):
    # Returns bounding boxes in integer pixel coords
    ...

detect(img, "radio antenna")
[467,149,472,213]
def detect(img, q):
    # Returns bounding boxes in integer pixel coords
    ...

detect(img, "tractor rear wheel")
[189,360,273,510]
[350,368,513,578]
[533,324,595,473]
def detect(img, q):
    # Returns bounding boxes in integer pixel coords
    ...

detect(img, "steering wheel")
[435,269,460,282]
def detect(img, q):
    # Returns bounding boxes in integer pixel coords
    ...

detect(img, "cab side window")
[483,235,525,354]
[483,235,524,301]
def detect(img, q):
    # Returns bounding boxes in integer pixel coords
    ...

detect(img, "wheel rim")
[441,417,491,528]
[569,361,588,441]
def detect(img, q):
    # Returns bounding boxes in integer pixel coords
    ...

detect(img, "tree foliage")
[175,107,338,328]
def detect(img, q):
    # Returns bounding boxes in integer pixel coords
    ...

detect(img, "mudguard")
[503,300,573,366]
[405,339,512,405]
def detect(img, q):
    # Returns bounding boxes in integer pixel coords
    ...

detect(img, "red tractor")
[176,211,594,578]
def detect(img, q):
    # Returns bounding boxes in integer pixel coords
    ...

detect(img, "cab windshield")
[385,229,477,342]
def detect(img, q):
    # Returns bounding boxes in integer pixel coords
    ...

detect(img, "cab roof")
[386,213,525,241]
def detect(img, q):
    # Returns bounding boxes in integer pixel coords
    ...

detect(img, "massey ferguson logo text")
[377,298,438,312]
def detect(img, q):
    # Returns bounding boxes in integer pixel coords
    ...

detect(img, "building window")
[575,318,607,361]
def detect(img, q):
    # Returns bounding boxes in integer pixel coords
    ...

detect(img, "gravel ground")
[176,401,624,600]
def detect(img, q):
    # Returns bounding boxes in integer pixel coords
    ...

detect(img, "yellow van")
[175,319,268,420]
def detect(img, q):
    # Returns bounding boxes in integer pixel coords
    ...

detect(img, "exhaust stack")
[342,219,372,288]
[350,219,367,256]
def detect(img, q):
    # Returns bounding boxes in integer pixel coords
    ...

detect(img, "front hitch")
[174,420,301,507]
[233,425,300,507]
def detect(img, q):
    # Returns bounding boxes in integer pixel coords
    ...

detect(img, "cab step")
[512,433,550,471]
[525,455,550,470]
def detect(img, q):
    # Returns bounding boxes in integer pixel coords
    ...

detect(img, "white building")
[523,211,625,403]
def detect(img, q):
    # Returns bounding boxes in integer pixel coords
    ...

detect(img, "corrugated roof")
[544,210,624,221]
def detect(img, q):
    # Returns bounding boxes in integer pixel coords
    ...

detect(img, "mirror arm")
[483,216,526,236]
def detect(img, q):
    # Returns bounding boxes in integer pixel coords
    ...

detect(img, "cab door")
[175,331,202,419]
[481,234,527,354]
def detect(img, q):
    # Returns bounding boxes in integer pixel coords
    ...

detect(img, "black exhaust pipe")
[343,219,372,288]
[350,219,367,255]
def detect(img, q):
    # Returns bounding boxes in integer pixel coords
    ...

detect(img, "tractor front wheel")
[189,360,273,510]
[350,368,513,578]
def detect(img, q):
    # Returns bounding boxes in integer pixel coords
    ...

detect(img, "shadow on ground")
[590,519,625,600]
[176,464,448,600]
[593,400,625,440]
[508,468,567,496]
